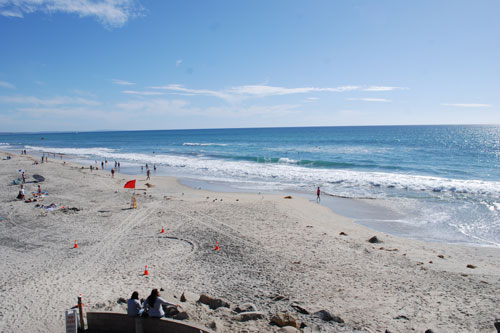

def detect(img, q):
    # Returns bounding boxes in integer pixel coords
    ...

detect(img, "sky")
[0,0,499,132]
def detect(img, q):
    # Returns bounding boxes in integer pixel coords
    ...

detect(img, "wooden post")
[78,295,85,332]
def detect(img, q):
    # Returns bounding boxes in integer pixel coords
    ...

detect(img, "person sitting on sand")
[144,289,177,318]
[127,291,144,317]
[17,185,25,200]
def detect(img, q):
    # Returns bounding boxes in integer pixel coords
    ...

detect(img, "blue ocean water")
[1,125,499,246]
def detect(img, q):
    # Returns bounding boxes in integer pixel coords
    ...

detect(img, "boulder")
[271,312,299,328]
[173,311,189,320]
[368,236,382,243]
[234,303,258,313]
[314,310,344,323]
[235,311,265,322]
[290,302,309,314]
[198,294,230,310]
[180,291,199,303]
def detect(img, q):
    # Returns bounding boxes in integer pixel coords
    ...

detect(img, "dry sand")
[0,151,499,332]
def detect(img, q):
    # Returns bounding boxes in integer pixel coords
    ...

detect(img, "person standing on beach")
[153,164,157,171]
[111,168,115,178]
[146,169,151,180]
[22,172,26,184]
[101,161,104,170]
[316,186,321,202]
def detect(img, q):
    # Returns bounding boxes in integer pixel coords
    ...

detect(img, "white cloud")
[363,86,408,91]
[0,80,15,89]
[112,78,135,85]
[122,90,164,96]
[0,0,143,27]
[151,84,233,101]
[0,8,22,17]
[0,95,100,106]
[176,59,183,67]
[152,84,361,102]
[440,103,492,108]
[347,98,391,102]
[227,85,359,96]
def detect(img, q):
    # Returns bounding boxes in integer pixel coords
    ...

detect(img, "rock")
[290,302,310,314]
[162,304,179,317]
[180,291,199,303]
[385,330,393,333]
[394,315,409,320]
[314,310,344,323]
[368,236,382,243]
[271,312,299,328]
[173,311,189,320]
[284,196,293,199]
[466,264,477,269]
[494,321,500,333]
[234,303,258,313]
[198,294,230,310]
[117,297,127,304]
[278,327,301,333]
[424,330,435,333]
[235,311,265,322]
[339,232,347,236]
[437,254,444,259]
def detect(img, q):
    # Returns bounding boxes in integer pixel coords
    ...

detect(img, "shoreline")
[7,147,498,248]
[1,151,500,332]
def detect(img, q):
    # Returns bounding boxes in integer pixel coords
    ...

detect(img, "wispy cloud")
[440,103,492,108]
[112,79,135,85]
[0,80,15,89]
[122,90,165,96]
[151,84,361,102]
[0,9,22,17]
[0,0,143,27]
[176,59,183,67]
[363,86,408,91]
[0,95,100,106]
[347,98,391,102]
[227,85,360,97]
[151,84,232,100]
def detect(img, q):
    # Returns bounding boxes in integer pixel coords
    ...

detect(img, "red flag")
[124,180,136,189]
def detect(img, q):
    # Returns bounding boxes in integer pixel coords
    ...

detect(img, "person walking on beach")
[146,169,151,180]
[111,168,115,178]
[127,291,144,317]
[316,186,321,202]
[22,172,26,184]
[144,289,177,318]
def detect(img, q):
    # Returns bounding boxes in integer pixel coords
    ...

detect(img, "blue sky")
[0,0,498,132]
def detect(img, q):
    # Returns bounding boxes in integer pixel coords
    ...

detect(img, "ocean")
[1,125,499,246]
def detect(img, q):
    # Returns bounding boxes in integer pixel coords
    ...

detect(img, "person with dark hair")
[127,291,144,317]
[144,289,177,318]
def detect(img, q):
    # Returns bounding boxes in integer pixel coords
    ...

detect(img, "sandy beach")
[0,151,499,332]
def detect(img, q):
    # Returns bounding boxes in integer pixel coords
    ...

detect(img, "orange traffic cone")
[74,240,78,248]
[214,241,220,251]
[143,265,149,276]
[160,227,165,233]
